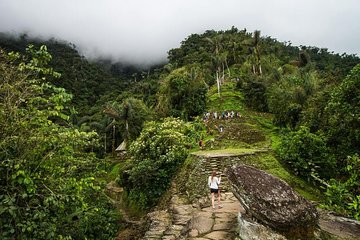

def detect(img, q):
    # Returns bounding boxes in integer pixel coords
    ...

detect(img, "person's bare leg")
[218,190,221,208]
[211,192,215,208]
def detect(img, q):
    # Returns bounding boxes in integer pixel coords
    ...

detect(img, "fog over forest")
[0,0,359,65]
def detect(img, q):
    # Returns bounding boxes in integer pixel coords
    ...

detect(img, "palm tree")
[253,30,262,75]
[103,102,121,156]
[89,117,112,155]
[103,97,149,154]
[242,30,262,75]
[206,34,228,96]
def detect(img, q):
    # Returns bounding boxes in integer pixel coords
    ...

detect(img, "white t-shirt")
[208,176,221,189]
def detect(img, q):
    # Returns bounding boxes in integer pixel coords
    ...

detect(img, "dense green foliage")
[1,26,360,221]
[0,34,162,145]
[268,71,320,128]
[0,34,129,112]
[322,155,360,220]
[166,28,360,219]
[324,64,360,158]
[118,118,197,210]
[275,127,336,181]
[156,65,208,119]
[236,75,268,112]
[0,47,119,239]
[104,97,150,143]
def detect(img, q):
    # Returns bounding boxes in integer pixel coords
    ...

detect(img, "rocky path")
[185,192,244,240]
[141,151,360,240]
[142,152,255,240]
[143,188,244,240]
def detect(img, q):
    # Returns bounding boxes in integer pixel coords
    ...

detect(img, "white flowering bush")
[120,117,196,209]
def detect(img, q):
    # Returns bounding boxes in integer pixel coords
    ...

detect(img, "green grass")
[191,147,258,156]
[207,81,244,112]
[248,112,274,129]
[108,162,123,180]
[198,79,324,202]
[270,131,282,150]
[189,147,323,202]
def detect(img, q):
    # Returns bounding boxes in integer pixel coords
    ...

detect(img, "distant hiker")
[218,124,224,133]
[199,139,205,150]
[206,112,210,120]
[208,170,221,209]
[213,112,218,119]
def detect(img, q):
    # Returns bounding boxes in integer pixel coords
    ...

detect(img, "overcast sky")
[0,0,359,65]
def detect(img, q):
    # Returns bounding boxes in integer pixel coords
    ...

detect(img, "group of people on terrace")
[202,110,242,121]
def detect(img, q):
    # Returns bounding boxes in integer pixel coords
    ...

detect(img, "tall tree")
[253,30,262,75]
[0,46,119,239]
[242,30,263,75]
[103,97,150,146]
[324,64,360,159]
[205,34,228,96]
[156,65,207,119]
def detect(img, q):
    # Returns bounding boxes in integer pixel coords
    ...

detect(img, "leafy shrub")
[119,118,196,210]
[156,65,207,120]
[325,64,360,159]
[322,155,360,220]
[237,75,268,112]
[0,46,119,239]
[267,72,320,128]
[275,126,336,181]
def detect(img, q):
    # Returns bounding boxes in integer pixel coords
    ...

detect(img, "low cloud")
[1,0,359,66]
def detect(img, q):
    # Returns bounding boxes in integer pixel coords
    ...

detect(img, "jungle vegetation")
[1,27,360,238]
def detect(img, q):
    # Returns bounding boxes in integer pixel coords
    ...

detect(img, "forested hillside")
[1,27,360,239]
[162,27,360,222]
[0,34,161,154]
[0,33,154,111]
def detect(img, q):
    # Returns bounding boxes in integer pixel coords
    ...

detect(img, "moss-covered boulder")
[226,164,319,239]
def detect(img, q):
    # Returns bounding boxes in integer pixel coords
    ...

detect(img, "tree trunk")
[217,72,220,95]
[112,125,115,157]
[104,132,107,154]
[222,62,225,84]
[255,46,262,76]
[125,120,129,141]
[225,59,231,78]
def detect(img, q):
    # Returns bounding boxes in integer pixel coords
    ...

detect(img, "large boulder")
[237,213,287,240]
[226,164,319,239]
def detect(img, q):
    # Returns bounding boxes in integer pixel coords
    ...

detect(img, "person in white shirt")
[208,170,221,209]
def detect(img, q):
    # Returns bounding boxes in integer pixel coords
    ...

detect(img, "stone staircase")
[138,150,360,240]
[186,153,261,196]
[126,92,272,239]
[140,152,262,240]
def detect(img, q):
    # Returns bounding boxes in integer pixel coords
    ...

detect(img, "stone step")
[141,153,261,239]
[187,155,258,195]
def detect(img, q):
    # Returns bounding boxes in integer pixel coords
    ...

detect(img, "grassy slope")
[193,80,323,201]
